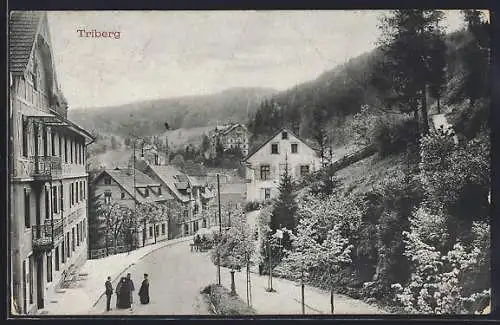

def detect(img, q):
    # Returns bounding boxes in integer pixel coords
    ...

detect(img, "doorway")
[36,256,44,309]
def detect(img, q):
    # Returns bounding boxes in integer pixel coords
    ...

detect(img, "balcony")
[32,219,63,254]
[30,156,62,181]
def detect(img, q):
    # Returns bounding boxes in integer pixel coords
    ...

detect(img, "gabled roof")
[147,165,191,203]
[243,128,318,162]
[93,168,172,203]
[9,11,43,76]
[219,123,247,136]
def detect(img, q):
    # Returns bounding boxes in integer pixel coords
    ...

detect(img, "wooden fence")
[89,245,132,259]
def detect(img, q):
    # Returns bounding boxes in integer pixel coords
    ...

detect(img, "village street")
[89,238,385,315]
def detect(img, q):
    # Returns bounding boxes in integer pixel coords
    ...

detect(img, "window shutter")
[260,188,265,201]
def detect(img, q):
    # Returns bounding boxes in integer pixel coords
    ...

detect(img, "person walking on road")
[138,273,150,304]
[127,273,135,307]
[115,278,122,308]
[105,276,113,311]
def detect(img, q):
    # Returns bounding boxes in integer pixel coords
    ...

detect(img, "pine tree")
[455,10,490,106]
[270,155,297,250]
[374,10,447,134]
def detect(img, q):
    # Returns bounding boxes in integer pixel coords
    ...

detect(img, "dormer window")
[121,192,125,199]
[282,131,288,140]
[104,176,111,185]
[145,188,149,197]
[158,187,162,195]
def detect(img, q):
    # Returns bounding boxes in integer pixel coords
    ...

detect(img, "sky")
[46,10,473,109]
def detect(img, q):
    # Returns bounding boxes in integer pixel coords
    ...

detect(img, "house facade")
[9,12,94,314]
[243,128,321,202]
[140,163,216,237]
[91,167,174,250]
[209,123,249,158]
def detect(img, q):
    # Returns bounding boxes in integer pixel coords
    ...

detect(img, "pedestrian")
[127,273,135,306]
[117,277,131,309]
[115,278,122,308]
[138,273,150,304]
[105,276,113,311]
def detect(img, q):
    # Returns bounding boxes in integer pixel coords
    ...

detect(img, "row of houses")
[91,152,249,247]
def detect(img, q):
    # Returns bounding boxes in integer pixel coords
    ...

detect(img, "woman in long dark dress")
[138,274,150,304]
[117,277,131,309]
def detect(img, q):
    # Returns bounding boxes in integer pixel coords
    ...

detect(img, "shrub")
[370,115,420,158]
[200,284,256,315]
[244,200,262,212]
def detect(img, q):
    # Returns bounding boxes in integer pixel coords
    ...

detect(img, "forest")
[252,10,490,314]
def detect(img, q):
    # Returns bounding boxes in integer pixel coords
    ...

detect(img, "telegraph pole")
[217,174,222,285]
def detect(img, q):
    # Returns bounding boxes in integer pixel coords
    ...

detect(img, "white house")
[243,128,321,202]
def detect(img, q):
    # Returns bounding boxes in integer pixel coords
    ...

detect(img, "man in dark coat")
[127,273,135,307]
[138,273,150,304]
[105,276,113,311]
[117,277,131,309]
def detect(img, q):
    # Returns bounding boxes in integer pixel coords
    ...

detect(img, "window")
[70,183,74,206]
[76,224,80,246]
[72,228,75,251]
[51,132,55,156]
[83,220,86,240]
[24,189,30,228]
[70,139,73,163]
[260,165,271,180]
[121,192,125,199]
[22,120,28,157]
[59,136,62,159]
[46,255,52,283]
[145,188,149,197]
[52,186,57,214]
[264,188,271,200]
[66,233,71,257]
[271,143,279,154]
[45,189,50,219]
[282,131,288,139]
[149,226,153,238]
[59,184,63,212]
[104,192,111,205]
[161,223,166,235]
[300,165,310,176]
[158,187,162,195]
[104,176,111,185]
[76,183,79,203]
[291,143,298,153]
[28,257,33,304]
[61,242,65,264]
[55,247,60,271]
[184,224,189,235]
[202,219,207,228]
[64,138,68,163]
[183,209,189,219]
[155,225,159,236]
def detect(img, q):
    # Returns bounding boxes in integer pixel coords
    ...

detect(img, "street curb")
[91,236,193,309]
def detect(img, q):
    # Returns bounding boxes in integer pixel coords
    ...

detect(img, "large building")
[91,167,174,251]
[9,12,94,314]
[243,128,321,202]
[209,123,249,158]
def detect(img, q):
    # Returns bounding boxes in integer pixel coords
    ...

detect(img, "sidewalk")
[218,266,387,315]
[39,236,193,315]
